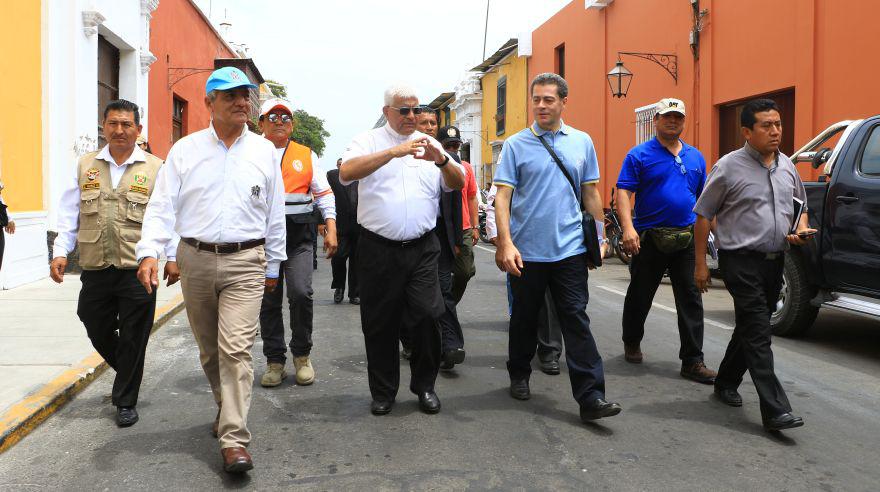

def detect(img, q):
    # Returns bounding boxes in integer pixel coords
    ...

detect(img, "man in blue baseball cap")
[137,66,285,473]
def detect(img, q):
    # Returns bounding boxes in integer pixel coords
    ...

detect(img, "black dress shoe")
[443,348,466,365]
[417,391,441,414]
[714,387,743,407]
[349,297,360,305]
[333,288,344,304]
[579,398,622,421]
[763,412,804,431]
[439,360,455,371]
[116,406,139,427]
[539,358,560,375]
[370,399,394,415]
[400,347,412,360]
[509,378,530,400]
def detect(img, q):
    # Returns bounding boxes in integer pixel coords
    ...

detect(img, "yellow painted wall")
[0,2,42,211]
[481,49,529,175]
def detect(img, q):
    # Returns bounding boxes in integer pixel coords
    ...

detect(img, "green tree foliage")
[290,109,330,157]
[265,79,288,99]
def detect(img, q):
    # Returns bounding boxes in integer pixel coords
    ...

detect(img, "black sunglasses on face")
[389,106,424,116]
[266,114,292,123]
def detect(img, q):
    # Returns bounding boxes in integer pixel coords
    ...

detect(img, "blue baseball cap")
[205,67,257,95]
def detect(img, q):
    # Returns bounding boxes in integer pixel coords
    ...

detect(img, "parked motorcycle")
[604,188,631,264]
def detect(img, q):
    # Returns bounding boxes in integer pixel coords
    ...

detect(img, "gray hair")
[207,90,219,102]
[384,84,418,106]
[530,72,569,98]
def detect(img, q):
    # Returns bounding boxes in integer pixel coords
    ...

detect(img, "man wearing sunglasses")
[256,98,337,390]
[340,85,465,416]
[615,98,716,384]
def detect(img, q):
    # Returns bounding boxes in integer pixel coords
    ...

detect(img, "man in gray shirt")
[693,98,816,432]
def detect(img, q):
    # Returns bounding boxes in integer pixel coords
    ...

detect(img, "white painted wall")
[451,74,484,188]
[3,0,156,289]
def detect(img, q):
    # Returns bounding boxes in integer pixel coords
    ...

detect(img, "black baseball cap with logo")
[437,125,463,145]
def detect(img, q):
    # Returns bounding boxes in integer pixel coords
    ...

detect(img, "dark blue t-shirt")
[616,137,706,232]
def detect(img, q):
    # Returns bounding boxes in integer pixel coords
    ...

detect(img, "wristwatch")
[435,155,450,168]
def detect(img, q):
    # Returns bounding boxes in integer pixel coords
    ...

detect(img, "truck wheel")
[771,252,819,337]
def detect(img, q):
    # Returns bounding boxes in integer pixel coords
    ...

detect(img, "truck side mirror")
[812,148,832,169]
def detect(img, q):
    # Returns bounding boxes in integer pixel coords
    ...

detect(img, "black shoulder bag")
[530,128,602,267]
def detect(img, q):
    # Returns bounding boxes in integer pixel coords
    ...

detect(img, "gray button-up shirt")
[693,142,807,253]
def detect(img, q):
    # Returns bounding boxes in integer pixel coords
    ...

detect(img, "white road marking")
[594,285,734,331]
[473,243,735,331]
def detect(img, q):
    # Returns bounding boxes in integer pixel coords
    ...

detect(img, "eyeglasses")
[674,155,686,174]
[389,106,424,116]
[266,114,292,123]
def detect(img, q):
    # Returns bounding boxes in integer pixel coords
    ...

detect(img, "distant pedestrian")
[427,122,466,372]
[440,126,479,305]
[136,135,152,154]
[615,97,717,384]
[0,181,16,273]
[693,98,814,432]
[327,157,360,305]
[486,184,562,375]
[494,73,621,422]
[340,84,464,416]
[136,67,286,472]
[50,100,176,428]
[256,98,337,389]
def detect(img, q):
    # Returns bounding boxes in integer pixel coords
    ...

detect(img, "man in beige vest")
[50,99,179,428]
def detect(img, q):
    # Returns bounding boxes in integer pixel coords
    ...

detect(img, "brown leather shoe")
[211,409,220,438]
[624,344,643,364]
[681,361,717,384]
[221,447,253,473]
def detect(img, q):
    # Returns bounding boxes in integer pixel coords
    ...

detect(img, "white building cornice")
[81,10,106,37]
[141,0,160,19]
[140,50,158,73]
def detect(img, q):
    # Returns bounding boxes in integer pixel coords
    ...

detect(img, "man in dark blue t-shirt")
[615,98,716,384]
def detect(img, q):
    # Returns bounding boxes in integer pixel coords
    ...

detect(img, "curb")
[0,293,186,454]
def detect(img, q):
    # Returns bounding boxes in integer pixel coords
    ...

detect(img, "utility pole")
[482,0,490,60]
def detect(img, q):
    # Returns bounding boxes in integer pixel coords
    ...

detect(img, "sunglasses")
[266,114,292,123]
[389,106,424,116]
[674,155,687,174]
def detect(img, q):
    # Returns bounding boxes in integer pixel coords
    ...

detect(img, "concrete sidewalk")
[0,265,185,452]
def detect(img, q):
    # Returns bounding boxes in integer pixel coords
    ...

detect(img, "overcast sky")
[192,0,572,165]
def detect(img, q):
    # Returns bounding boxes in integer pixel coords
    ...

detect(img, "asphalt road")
[1,243,879,491]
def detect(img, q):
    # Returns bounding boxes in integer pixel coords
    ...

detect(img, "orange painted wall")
[530,0,880,205]
[148,0,235,159]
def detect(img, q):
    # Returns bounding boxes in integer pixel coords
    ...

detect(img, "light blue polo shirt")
[493,121,600,262]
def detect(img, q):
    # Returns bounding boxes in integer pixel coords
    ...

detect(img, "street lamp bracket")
[617,52,678,84]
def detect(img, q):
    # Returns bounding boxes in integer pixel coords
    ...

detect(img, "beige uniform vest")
[76,150,163,270]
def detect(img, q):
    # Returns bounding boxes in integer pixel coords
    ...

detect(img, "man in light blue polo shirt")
[493,73,621,423]
[616,98,717,385]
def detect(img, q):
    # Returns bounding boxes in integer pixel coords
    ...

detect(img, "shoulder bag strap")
[530,126,581,208]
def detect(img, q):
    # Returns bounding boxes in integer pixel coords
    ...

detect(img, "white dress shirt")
[53,145,179,259]
[485,184,498,241]
[271,146,336,220]
[340,123,463,241]
[136,124,287,277]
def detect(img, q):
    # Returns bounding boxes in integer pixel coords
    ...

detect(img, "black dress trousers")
[331,230,359,299]
[76,266,157,407]
[358,229,443,402]
[621,238,705,364]
[716,251,792,419]
[508,253,606,406]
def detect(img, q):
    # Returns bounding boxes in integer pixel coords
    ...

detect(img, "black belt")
[360,227,434,248]
[181,237,265,254]
[718,249,783,260]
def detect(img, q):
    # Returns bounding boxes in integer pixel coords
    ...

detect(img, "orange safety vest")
[280,140,314,215]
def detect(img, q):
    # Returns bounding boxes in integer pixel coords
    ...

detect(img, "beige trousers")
[177,241,266,449]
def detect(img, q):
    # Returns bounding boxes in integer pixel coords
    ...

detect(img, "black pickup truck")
[771,116,880,336]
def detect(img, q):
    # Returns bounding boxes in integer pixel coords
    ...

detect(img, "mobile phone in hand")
[797,230,818,238]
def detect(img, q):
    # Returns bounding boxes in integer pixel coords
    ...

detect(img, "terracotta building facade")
[529,0,880,203]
